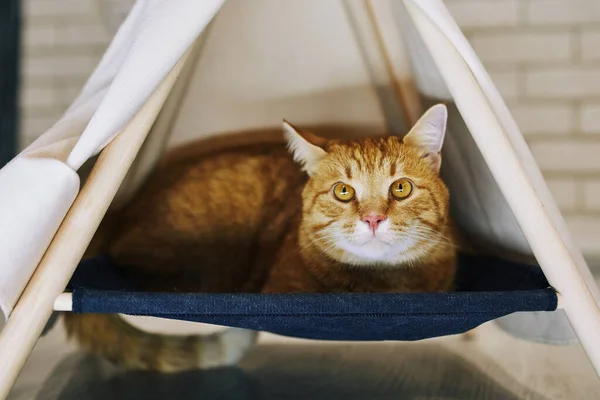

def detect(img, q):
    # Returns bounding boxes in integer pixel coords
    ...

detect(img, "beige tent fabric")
[114,0,586,346]
[2,0,598,349]
[116,0,413,204]
[0,0,226,319]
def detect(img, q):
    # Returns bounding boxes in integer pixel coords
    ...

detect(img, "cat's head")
[284,104,451,267]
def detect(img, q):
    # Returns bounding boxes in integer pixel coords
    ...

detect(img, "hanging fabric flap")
[0,0,225,319]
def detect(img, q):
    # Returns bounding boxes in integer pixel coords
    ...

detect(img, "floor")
[6,313,600,400]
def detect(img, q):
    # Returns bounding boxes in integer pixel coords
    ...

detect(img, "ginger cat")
[64,104,457,372]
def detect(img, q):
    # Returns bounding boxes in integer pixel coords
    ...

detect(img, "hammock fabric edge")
[64,253,558,342]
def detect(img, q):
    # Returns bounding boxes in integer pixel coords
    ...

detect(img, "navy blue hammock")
[63,252,557,341]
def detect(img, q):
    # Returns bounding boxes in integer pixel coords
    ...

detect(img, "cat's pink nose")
[361,213,387,233]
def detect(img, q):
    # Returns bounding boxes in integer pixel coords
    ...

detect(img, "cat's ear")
[403,104,447,172]
[283,120,327,176]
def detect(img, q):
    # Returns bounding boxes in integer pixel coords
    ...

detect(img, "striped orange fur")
[64,104,457,371]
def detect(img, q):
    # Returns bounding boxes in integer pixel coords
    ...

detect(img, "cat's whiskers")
[300,229,341,257]
[395,238,416,268]
[410,226,456,249]
[395,224,453,246]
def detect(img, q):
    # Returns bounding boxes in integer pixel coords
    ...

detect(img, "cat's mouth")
[329,230,427,265]
[343,235,395,255]
[351,230,421,253]
[356,229,398,245]
[362,235,392,246]
[315,223,421,262]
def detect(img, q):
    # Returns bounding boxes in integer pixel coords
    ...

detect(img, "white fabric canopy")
[0,0,597,351]
[0,0,225,318]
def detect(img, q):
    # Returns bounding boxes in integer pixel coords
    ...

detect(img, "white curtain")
[0,0,225,319]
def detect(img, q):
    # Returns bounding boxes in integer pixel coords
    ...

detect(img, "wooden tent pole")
[404,1,600,376]
[0,50,191,399]
[363,0,420,126]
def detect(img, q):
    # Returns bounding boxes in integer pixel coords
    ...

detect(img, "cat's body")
[64,105,457,372]
[96,141,454,294]
[106,143,306,294]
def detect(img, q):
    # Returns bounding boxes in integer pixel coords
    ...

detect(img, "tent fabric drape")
[0,0,225,319]
[0,0,595,349]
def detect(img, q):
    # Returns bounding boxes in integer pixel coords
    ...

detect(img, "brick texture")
[546,179,579,210]
[525,67,600,98]
[581,29,600,61]
[444,0,519,28]
[470,31,572,64]
[21,116,58,144]
[487,69,520,100]
[20,85,57,109]
[565,216,600,255]
[19,0,124,148]
[583,181,600,210]
[509,103,573,135]
[580,103,600,134]
[527,0,600,25]
[25,0,96,18]
[444,0,600,255]
[530,140,600,172]
[17,0,600,255]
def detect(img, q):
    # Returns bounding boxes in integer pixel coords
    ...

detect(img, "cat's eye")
[390,179,413,200]
[332,183,355,202]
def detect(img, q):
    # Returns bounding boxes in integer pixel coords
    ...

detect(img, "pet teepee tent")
[1,0,599,396]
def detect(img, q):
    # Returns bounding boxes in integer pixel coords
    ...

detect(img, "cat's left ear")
[283,120,327,176]
[403,104,447,173]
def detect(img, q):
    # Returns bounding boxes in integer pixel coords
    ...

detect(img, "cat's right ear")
[283,120,327,176]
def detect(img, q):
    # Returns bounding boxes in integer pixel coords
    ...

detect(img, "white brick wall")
[565,216,600,255]
[17,0,600,257]
[19,0,125,147]
[24,0,97,18]
[583,181,600,210]
[486,69,520,99]
[527,0,600,25]
[580,103,600,134]
[581,29,600,61]
[470,31,572,64]
[525,67,600,98]
[546,178,579,210]
[444,0,519,28]
[24,55,99,79]
[20,85,57,109]
[509,103,574,135]
[446,0,600,257]
[530,140,600,172]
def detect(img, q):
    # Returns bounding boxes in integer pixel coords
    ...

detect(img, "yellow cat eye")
[390,179,413,200]
[332,183,356,202]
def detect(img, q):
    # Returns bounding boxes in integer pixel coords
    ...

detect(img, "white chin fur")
[336,220,419,266]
